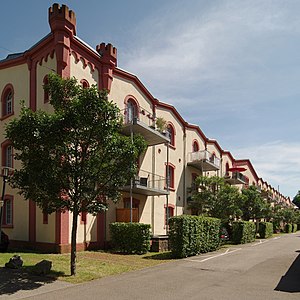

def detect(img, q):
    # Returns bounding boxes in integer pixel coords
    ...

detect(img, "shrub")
[109,222,151,254]
[258,222,273,239]
[232,221,256,244]
[168,215,221,258]
[292,224,298,233]
[284,223,293,233]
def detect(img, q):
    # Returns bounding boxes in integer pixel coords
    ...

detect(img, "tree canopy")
[6,73,147,275]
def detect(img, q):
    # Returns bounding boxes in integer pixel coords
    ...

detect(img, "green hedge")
[232,221,256,244]
[109,222,151,254]
[258,222,273,239]
[292,224,298,233]
[285,223,293,233]
[168,215,221,258]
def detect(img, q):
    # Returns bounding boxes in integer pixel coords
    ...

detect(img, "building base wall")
[9,240,104,254]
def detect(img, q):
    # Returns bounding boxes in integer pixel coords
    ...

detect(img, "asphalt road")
[2,233,300,300]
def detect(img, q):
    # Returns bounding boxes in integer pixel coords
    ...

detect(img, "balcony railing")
[120,169,169,196]
[187,150,220,171]
[224,171,248,185]
[121,107,170,146]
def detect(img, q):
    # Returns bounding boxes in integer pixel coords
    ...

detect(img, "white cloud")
[234,141,300,197]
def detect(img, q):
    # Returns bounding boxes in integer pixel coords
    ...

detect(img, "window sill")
[1,112,14,121]
[2,224,13,228]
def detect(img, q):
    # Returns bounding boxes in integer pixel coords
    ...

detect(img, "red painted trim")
[80,212,87,224]
[29,60,37,111]
[97,212,105,247]
[165,163,175,189]
[55,210,69,245]
[29,200,36,242]
[43,75,49,103]
[234,159,259,182]
[207,139,223,155]
[124,95,140,121]
[80,79,90,88]
[167,122,176,148]
[192,139,199,152]
[43,212,49,224]
[1,83,14,118]
[1,140,13,169]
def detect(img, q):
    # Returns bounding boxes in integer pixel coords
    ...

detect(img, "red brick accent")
[29,200,36,242]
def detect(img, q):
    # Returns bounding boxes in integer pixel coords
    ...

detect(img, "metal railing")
[121,106,156,128]
[232,171,248,183]
[187,150,221,168]
[133,169,166,191]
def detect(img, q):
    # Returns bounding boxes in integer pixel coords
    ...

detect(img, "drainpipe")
[183,127,187,209]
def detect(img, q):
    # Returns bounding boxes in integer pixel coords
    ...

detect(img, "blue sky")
[1,0,299,198]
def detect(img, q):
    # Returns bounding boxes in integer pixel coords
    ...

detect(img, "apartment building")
[0,4,291,252]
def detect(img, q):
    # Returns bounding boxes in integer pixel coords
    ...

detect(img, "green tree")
[293,190,300,209]
[6,73,147,276]
[241,185,270,221]
[210,184,244,223]
[188,176,222,215]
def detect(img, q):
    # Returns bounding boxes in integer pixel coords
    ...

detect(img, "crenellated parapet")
[96,43,117,92]
[49,3,76,35]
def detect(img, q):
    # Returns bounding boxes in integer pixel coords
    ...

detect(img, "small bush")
[232,221,256,244]
[258,222,273,239]
[109,222,151,254]
[285,223,293,233]
[168,215,221,258]
[292,224,298,233]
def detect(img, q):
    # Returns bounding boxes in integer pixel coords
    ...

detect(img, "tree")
[188,176,243,222]
[6,73,147,276]
[241,185,270,221]
[210,184,244,223]
[188,176,221,215]
[293,190,300,209]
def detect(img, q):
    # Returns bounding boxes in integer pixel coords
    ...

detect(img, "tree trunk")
[70,208,78,276]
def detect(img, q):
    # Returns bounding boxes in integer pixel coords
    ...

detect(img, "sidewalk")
[0,268,73,299]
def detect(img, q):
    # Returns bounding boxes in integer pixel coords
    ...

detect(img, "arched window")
[192,140,199,152]
[126,99,138,124]
[225,162,230,176]
[80,79,90,89]
[43,75,49,103]
[167,124,175,147]
[2,141,13,168]
[1,84,14,118]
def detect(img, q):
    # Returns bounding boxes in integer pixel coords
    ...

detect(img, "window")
[80,79,90,89]
[225,162,230,176]
[1,84,14,118]
[43,76,49,103]
[167,123,175,147]
[1,141,13,169]
[166,163,175,189]
[126,99,138,124]
[164,204,174,225]
[2,195,13,227]
[43,212,48,224]
[192,140,199,152]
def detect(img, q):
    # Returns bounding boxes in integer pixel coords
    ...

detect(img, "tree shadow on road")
[0,266,64,296]
[275,251,300,293]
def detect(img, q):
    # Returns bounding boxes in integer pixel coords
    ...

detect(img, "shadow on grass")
[143,252,174,260]
[0,266,65,296]
[275,251,300,293]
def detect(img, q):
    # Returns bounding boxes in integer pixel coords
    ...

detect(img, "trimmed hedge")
[232,221,256,244]
[292,224,298,233]
[109,222,151,254]
[258,222,273,239]
[285,223,293,233]
[168,215,221,258]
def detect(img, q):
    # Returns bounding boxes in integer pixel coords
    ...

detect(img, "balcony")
[120,169,169,196]
[187,150,220,171]
[224,171,248,185]
[121,108,170,146]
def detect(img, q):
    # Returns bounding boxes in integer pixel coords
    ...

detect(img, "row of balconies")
[120,107,249,196]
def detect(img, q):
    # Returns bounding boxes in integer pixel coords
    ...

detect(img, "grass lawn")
[0,250,174,284]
